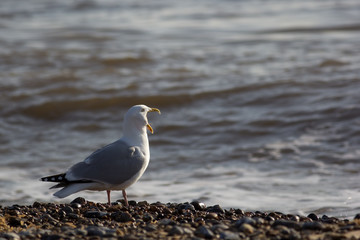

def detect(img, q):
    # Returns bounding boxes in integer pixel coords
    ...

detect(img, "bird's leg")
[122,189,128,206]
[107,190,111,205]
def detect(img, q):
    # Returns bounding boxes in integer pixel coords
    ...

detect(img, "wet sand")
[1,198,360,239]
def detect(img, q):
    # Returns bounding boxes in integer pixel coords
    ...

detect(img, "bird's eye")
[141,108,145,112]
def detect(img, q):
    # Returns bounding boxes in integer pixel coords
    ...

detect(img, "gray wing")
[66,140,146,185]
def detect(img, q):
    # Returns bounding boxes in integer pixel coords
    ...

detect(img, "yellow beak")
[147,123,154,134]
[147,107,161,134]
[148,108,161,114]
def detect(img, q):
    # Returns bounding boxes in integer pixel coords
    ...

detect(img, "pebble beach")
[1,198,360,240]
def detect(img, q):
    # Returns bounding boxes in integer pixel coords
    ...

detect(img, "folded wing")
[65,140,146,186]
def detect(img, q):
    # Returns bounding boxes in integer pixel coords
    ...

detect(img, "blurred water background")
[1,0,360,218]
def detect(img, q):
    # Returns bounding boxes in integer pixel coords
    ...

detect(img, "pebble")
[239,223,254,234]
[302,221,325,230]
[195,225,214,239]
[75,229,88,236]
[211,223,229,233]
[44,234,64,240]
[158,218,176,225]
[206,212,219,220]
[234,217,256,227]
[308,213,319,221]
[169,226,185,235]
[253,217,265,225]
[7,217,23,227]
[144,223,157,232]
[128,200,137,206]
[67,213,80,219]
[142,213,154,222]
[234,209,244,215]
[219,231,241,240]
[84,210,108,218]
[62,206,74,214]
[86,226,106,236]
[265,215,276,222]
[207,204,225,214]
[32,202,41,208]
[70,197,86,205]
[322,215,339,224]
[1,233,20,240]
[272,219,301,230]
[191,201,207,211]
[0,199,358,240]
[111,211,133,222]
[70,202,82,209]
[178,203,196,211]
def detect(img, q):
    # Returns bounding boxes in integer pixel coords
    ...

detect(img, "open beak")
[146,124,154,134]
[148,108,161,114]
[147,108,161,134]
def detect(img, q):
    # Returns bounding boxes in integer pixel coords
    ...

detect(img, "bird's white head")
[123,105,161,136]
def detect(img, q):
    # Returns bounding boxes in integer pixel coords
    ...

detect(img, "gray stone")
[207,204,225,214]
[41,214,58,223]
[70,202,82,209]
[86,226,106,236]
[32,202,41,208]
[71,197,86,205]
[158,218,175,225]
[234,217,256,227]
[104,229,117,237]
[7,216,23,227]
[145,224,157,232]
[84,210,107,218]
[43,234,63,240]
[220,231,241,240]
[75,229,88,236]
[195,226,214,239]
[183,227,194,235]
[273,219,301,230]
[38,230,53,235]
[254,217,265,225]
[112,211,133,222]
[302,221,324,230]
[306,214,317,221]
[211,223,229,233]
[63,206,74,214]
[239,223,254,234]
[67,213,79,219]
[178,203,195,211]
[169,226,184,235]
[191,201,206,211]
[143,213,154,222]
[2,233,20,240]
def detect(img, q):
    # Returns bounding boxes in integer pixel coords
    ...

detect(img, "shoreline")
[1,198,360,239]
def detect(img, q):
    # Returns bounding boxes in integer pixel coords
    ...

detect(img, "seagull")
[41,104,160,206]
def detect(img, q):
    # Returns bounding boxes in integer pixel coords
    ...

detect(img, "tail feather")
[41,173,66,182]
[41,173,94,190]
[53,183,96,198]
[50,182,68,189]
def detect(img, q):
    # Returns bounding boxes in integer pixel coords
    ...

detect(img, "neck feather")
[122,123,149,150]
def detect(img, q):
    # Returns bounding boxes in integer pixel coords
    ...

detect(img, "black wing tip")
[40,173,66,182]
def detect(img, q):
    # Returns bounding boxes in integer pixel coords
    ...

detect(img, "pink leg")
[122,189,128,206]
[107,190,111,205]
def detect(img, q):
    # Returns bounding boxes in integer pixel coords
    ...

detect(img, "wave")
[5,94,195,120]
[4,80,305,120]
[4,77,359,121]
[257,24,360,34]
